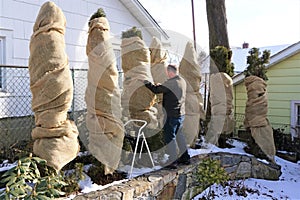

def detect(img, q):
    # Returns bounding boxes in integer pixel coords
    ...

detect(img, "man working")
[144,64,190,167]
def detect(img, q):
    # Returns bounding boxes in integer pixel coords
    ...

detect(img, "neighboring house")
[0,0,169,118]
[231,43,290,74]
[232,41,300,137]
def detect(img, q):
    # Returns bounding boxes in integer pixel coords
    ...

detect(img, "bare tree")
[204,0,233,147]
[206,0,230,51]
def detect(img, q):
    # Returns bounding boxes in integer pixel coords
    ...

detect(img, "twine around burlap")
[121,37,158,129]
[85,17,124,175]
[179,42,206,146]
[205,72,234,145]
[149,37,168,128]
[29,1,79,171]
[244,76,276,162]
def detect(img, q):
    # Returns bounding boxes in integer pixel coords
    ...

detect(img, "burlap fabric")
[205,72,234,145]
[85,17,124,175]
[179,42,206,146]
[121,37,158,129]
[149,37,168,128]
[29,1,79,171]
[244,76,276,162]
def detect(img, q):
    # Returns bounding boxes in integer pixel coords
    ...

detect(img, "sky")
[138,0,300,52]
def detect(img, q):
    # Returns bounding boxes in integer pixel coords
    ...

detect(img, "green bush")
[196,158,229,199]
[210,46,234,77]
[0,153,67,199]
[88,8,106,26]
[61,163,84,195]
[243,47,270,81]
[121,26,143,40]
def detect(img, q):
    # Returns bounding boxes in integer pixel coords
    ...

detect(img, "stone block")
[235,161,251,179]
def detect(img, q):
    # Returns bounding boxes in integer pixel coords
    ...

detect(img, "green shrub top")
[196,158,229,198]
[121,26,143,40]
[89,8,106,26]
[210,46,234,77]
[244,47,270,81]
[196,158,229,188]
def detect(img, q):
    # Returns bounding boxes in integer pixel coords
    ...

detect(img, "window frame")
[291,100,300,138]
[0,29,13,92]
[113,48,123,89]
[0,37,4,89]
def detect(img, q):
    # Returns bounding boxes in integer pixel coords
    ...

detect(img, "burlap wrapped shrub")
[85,15,124,175]
[205,72,234,145]
[179,42,206,146]
[29,1,79,171]
[121,36,158,129]
[244,75,276,162]
[149,37,168,128]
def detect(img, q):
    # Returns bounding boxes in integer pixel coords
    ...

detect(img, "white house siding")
[0,0,157,118]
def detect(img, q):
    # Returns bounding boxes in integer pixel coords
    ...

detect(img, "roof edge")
[267,41,300,68]
[233,41,300,85]
[121,0,169,40]
[134,0,169,39]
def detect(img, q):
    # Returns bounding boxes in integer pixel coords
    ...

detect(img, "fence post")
[70,68,75,120]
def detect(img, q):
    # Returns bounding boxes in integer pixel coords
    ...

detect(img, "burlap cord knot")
[179,42,206,146]
[29,1,79,171]
[205,72,234,145]
[149,37,168,128]
[121,37,158,129]
[85,17,124,175]
[244,75,276,162]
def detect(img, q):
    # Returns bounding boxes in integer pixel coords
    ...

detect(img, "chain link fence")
[0,65,291,151]
[0,65,90,150]
[234,112,290,137]
[0,65,34,150]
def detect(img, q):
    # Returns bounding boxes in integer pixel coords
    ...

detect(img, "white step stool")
[124,119,155,178]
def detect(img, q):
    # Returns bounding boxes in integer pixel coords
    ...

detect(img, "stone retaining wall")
[72,152,281,200]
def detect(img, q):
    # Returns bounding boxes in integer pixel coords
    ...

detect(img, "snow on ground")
[1,139,300,199]
[192,140,300,199]
[193,156,300,199]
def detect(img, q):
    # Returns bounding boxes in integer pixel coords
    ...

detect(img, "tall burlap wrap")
[85,17,124,175]
[179,42,206,146]
[205,72,234,145]
[121,37,158,129]
[149,37,168,128]
[29,1,79,171]
[244,75,276,162]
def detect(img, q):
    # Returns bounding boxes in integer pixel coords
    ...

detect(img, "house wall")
[0,0,154,67]
[233,80,247,115]
[233,52,300,134]
[267,53,300,126]
[0,0,156,118]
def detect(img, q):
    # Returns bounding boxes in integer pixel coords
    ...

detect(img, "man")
[144,64,190,167]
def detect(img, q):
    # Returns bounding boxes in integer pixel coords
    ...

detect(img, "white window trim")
[0,28,13,64]
[0,28,13,92]
[0,37,3,89]
[290,100,300,138]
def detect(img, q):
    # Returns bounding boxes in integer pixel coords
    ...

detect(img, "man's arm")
[144,80,167,94]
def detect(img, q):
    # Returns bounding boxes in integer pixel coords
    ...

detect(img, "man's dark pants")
[163,115,190,163]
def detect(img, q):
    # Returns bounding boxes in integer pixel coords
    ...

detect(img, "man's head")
[166,64,178,78]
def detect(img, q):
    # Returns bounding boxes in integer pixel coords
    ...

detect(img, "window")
[114,49,123,89]
[297,105,300,127]
[0,29,13,91]
[113,49,122,72]
[291,100,300,138]
[0,37,3,89]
